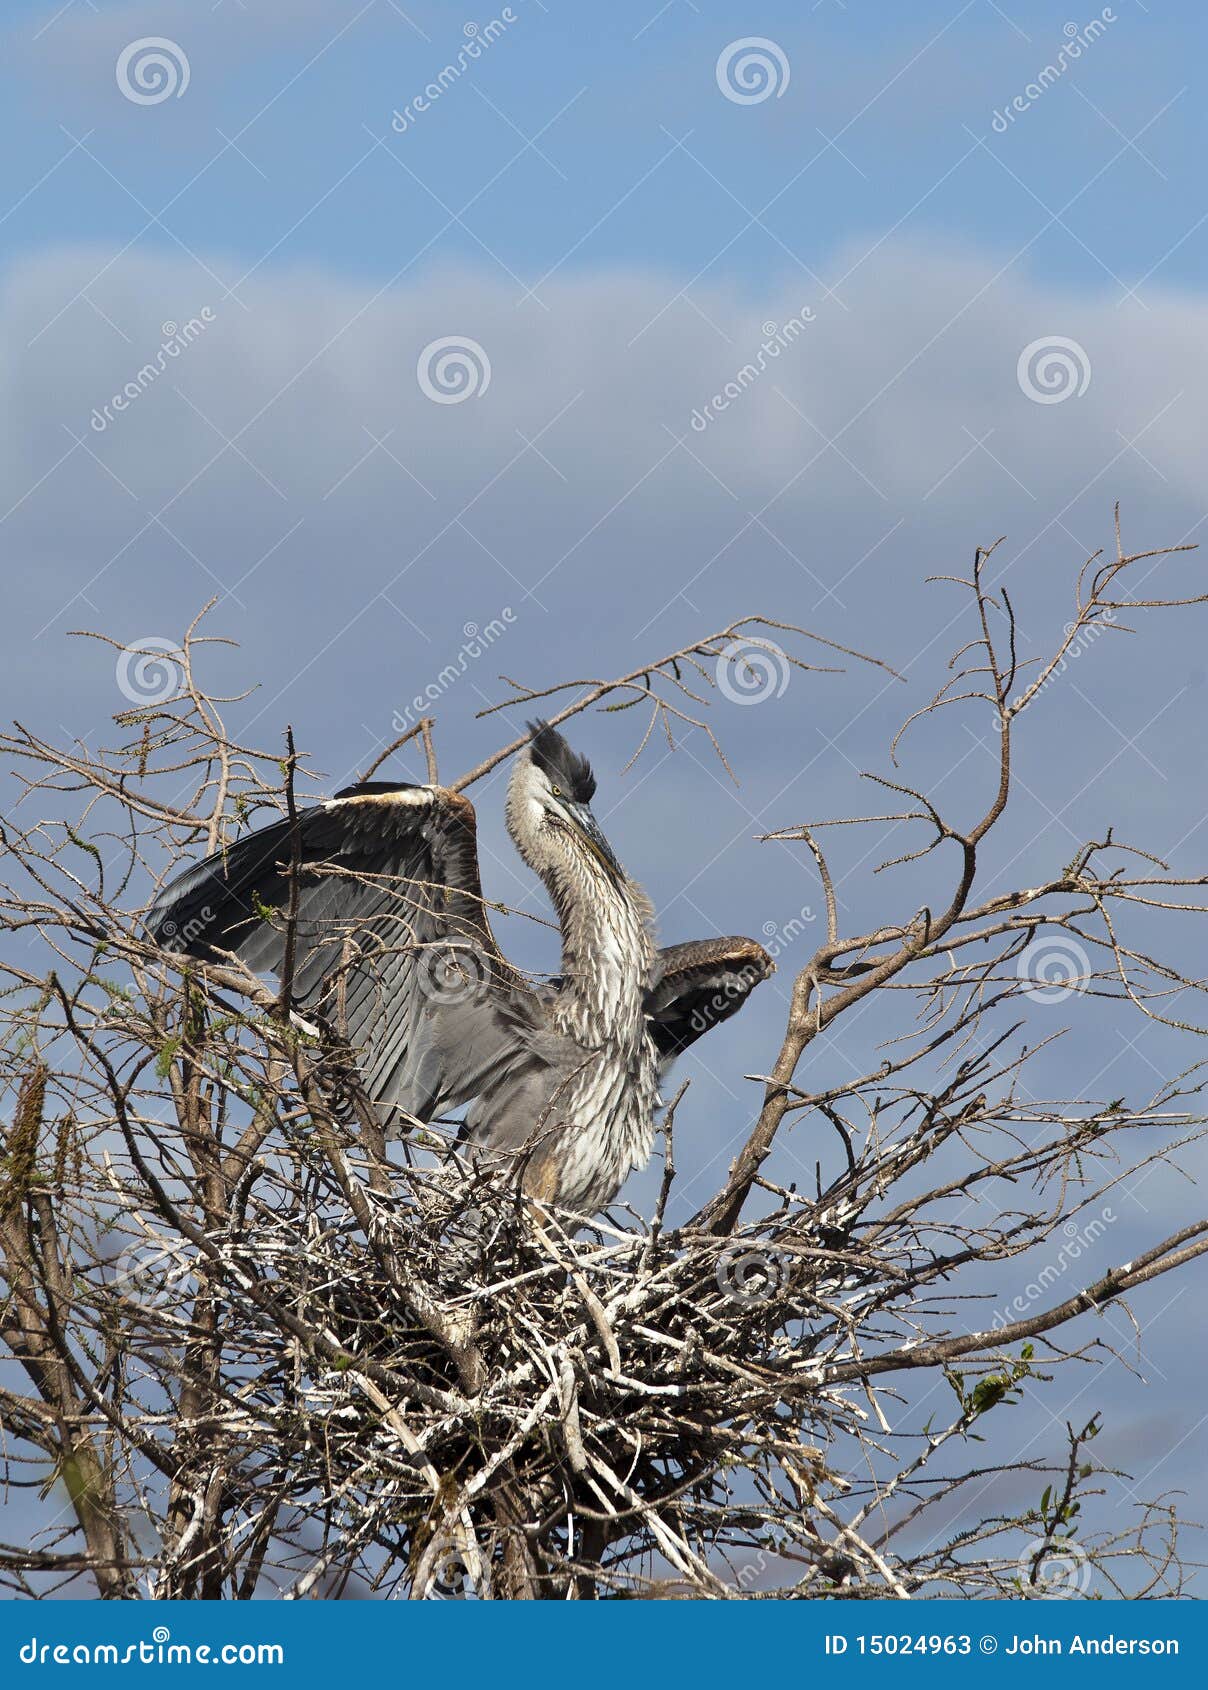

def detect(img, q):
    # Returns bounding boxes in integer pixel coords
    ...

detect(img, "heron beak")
[565,803,624,883]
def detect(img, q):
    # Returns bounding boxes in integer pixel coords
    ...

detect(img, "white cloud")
[3,235,1207,528]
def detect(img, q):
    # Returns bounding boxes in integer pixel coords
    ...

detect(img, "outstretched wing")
[645,936,774,1064]
[145,782,526,1129]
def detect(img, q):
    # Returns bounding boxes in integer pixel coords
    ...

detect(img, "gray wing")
[645,936,774,1065]
[145,781,530,1131]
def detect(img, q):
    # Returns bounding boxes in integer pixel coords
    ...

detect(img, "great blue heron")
[147,723,773,1212]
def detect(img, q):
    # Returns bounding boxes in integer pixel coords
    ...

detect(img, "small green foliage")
[155,1037,182,1079]
[970,1374,1012,1415]
[65,826,104,878]
[947,1348,1035,1435]
[251,891,278,922]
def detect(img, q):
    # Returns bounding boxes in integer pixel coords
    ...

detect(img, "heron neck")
[550,869,653,1046]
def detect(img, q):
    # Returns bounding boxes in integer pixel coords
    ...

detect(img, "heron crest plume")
[525,719,597,803]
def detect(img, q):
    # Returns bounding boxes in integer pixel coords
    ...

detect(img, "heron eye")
[550,783,562,798]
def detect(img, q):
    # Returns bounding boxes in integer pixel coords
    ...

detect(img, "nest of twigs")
[127,1114,877,1598]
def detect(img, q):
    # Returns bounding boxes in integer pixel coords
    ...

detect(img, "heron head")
[509,721,624,884]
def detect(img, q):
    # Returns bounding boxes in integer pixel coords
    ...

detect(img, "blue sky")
[3,0,1208,1590]
[3,1,1204,294]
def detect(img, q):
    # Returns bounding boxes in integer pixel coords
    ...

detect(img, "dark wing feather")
[645,936,774,1062]
[145,783,526,1130]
